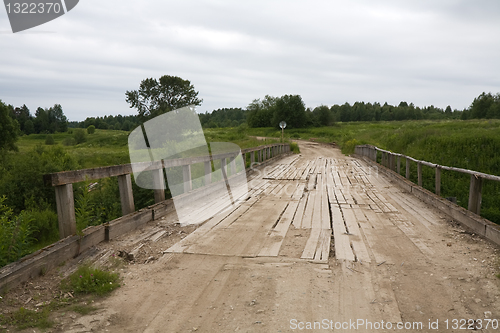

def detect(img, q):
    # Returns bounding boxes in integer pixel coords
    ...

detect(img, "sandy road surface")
[61,141,500,333]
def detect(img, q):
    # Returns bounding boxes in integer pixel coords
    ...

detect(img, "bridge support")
[435,167,441,196]
[152,169,165,203]
[183,164,192,193]
[406,158,410,179]
[55,184,76,239]
[118,174,135,216]
[417,162,423,187]
[204,161,212,186]
[468,175,483,215]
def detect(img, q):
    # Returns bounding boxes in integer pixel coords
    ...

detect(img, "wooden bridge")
[2,141,500,332]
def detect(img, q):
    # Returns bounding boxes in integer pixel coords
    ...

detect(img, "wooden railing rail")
[355,144,500,217]
[45,143,290,239]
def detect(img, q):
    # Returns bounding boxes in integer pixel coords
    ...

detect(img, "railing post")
[435,167,441,196]
[118,174,135,216]
[258,149,262,162]
[152,168,165,203]
[389,153,395,171]
[468,175,483,215]
[406,157,410,179]
[182,164,192,193]
[55,184,76,239]
[417,162,422,187]
[204,161,212,185]
[221,157,228,181]
[251,151,255,165]
[230,156,236,176]
[397,156,401,174]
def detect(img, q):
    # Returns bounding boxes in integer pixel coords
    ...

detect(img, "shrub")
[0,196,35,267]
[61,265,120,296]
[87,125,96,134]
[0,145,79,214]
[290,142,300,154]
[62,137,76,146]
[44,134,55,145]
[73,129,86,144]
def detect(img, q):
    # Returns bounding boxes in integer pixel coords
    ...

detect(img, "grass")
[0,306,53,330]
[0,264,119,331]
[61,265,120,296]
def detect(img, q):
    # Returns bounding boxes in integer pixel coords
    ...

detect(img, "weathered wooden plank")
[341,207,371,263]
[118,174,135,216]
[330,204,355,262]
[301,189,316,229]
[258,200,300,257]
[55,183,76,239]
[301,227,321,259]
[106,210,153,241]
[292,191,308,228]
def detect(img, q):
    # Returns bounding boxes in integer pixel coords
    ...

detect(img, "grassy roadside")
[0,264,121,331]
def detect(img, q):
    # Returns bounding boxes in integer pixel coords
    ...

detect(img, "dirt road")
[66,141,500,332]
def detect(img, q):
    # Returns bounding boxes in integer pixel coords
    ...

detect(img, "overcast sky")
[1,0,499,121]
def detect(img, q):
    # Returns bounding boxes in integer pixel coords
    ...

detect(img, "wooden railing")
[355,144,500,216]
[44,143,290,239]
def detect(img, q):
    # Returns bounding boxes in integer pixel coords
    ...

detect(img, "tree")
[246,95,278,128]
[312,105,332,126]
[272,95,307,129]
[47,104,68,132]
[10,104,31,134]
[87,125,96,134]
[24,120,34,135]
[0,100,19,151]
[125,75,203,121]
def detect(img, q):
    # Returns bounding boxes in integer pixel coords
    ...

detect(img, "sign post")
[279,121,287,143]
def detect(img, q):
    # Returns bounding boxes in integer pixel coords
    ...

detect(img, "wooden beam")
[118,174,135,216]
[417,162,422,187]
[55,184,76,239]
[435,167,441,197]
[152,169,165,203]
[204,161,212,186]
[406,157,410,179]
[468,175,483,215]
[183,164,192,193]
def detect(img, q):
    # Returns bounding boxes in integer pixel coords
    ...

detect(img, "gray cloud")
[1,0,499,121]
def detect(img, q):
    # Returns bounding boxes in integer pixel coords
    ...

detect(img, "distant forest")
[5,91,500,136]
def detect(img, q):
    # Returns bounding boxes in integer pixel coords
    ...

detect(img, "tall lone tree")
[125,75,203,121]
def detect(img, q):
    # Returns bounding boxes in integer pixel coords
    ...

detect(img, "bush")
[290,142,300,154]
[0,196,35,267]
[24,205,59,244]
[44,134,55,145]
[0,145,79,213]
[61,265,120,296]
[87,125,96,134]
[73,129,86,144]
[62,137,76,146]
